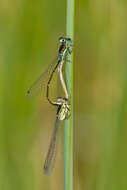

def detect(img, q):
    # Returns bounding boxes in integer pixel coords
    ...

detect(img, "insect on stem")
[43,97,70,175]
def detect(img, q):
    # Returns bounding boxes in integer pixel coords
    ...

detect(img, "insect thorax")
[57,100,70,121]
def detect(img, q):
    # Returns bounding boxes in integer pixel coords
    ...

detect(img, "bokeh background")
[1,0,127,190]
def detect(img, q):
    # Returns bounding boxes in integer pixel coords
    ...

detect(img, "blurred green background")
[1,0,127,190]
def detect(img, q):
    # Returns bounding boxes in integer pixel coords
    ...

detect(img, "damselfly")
[43,97,70,175]
[26,37,72,175]
[26,37,72,105]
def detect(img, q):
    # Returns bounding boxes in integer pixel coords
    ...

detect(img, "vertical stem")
[64,0,75,190]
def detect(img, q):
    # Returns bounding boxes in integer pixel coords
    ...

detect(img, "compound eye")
[59,37,64,42]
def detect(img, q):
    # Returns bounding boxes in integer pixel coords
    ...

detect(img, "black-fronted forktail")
[26,37,72,103]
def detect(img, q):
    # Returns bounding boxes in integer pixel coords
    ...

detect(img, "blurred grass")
[1,0,127,190]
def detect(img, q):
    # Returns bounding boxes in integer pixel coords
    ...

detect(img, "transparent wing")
[43,117,59,175]
[26,58,57,99]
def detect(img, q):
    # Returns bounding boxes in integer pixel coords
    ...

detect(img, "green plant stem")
[64,0,75,189]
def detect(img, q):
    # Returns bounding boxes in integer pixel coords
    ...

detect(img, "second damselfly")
[43,97,70,175]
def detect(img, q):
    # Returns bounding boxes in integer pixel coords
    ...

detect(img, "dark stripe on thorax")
[59,43,66,55]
